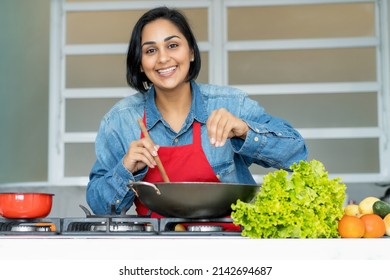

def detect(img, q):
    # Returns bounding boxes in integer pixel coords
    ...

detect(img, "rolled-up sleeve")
[230,95,308,170]
[86,116,144,215]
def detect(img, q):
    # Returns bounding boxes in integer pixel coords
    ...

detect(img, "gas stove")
[0,205,242,236]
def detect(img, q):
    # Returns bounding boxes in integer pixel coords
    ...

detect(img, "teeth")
[158,66,176,74]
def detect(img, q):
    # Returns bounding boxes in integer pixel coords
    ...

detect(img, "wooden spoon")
[137,118,170,182]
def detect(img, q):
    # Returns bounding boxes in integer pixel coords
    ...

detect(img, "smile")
[157,66,176,75]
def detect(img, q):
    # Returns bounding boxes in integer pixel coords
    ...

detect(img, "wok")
[0,193,54,219]
[129,182,259,219]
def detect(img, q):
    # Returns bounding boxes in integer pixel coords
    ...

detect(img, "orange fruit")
[338,215,365,238]
[360,214,386,238]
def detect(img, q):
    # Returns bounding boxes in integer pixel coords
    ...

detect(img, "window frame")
[48,0,390,187]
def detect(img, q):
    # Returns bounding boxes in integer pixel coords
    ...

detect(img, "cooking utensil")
[129,181,259,219]
[137,118,170,182]
[0,193,54,219]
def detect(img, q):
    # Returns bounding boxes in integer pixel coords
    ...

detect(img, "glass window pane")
[305,139,380,174]
[67,8,208,44]
[65,143,95,177]
[252,92,378,128]
[228,3,375,40]
[66,98,121,132]
[67,10,145,44]
[250,138,380,175]
[66,54,127,88]
[184,9,208,42]
[229,48,376,84]
[197,52,209,84]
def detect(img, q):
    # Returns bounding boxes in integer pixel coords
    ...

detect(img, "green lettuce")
[231,160,346,238]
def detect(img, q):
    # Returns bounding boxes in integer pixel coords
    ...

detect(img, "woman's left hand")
[206,108,249,147]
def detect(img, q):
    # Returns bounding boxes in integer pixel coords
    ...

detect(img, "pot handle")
[79,204,92,216]
[128,181,161,197]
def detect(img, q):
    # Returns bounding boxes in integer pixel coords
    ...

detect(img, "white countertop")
[0,235,389,260]
[0,236,388,279]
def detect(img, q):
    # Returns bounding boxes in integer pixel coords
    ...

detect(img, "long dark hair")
[126,6,201,93]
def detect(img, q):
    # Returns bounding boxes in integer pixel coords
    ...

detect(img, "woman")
[86,6,308,215]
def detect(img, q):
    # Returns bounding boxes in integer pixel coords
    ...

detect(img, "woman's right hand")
[123,138,159,173]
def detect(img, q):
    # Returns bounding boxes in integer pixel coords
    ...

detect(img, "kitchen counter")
[0,235,389,260]
[0,236,388,279]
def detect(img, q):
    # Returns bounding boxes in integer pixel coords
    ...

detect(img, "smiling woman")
[139,19,195,132]
[86,6,307,216]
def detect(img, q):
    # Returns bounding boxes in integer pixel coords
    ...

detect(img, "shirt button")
[116,200,120,204]
[174,138,179,143]
[254,137,259,142]
[255,128,260,133]
[216,174,220,179]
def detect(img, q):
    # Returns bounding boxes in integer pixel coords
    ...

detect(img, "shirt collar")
[144,81,208,130]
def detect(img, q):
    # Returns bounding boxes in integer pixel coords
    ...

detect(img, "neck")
[155,83,192,132]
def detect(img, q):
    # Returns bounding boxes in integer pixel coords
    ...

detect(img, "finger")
[222,120,235,146]
[139,137,159,157]
[126,148,156,171]
[215,116,230,147]
[124,141,158,172]
[136,150,157,168]
[134,143,158,167]
[206,110,222,145]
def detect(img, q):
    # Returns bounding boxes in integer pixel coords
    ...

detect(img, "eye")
[168,42,179,49]
[145,48,156,54]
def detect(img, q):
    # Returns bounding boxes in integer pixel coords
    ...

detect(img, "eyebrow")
[142,35,181,47]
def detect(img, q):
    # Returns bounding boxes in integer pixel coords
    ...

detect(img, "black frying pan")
[129,181,259,219]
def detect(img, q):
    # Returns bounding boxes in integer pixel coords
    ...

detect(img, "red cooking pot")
[0,193,54,219]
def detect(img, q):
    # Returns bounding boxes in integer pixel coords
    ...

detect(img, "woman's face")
[140,19,194,93]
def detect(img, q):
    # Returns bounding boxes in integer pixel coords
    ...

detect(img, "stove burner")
[61,217,159,235]
[91,222,151,232]
[58,205,159,235]
[187,225,223,232]
[11,224,53,232]
[0,218,60,235]
[159,217,242,236]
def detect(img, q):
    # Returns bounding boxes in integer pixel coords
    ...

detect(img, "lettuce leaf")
[231,160,346,238]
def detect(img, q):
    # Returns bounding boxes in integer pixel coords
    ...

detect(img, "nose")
[158,48,170,64]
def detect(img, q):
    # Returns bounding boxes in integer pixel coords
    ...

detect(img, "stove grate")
[61,217,159,235]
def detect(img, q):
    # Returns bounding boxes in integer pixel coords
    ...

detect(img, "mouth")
[157,66,177,76]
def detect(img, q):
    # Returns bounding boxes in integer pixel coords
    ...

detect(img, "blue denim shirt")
[86,81,308,214]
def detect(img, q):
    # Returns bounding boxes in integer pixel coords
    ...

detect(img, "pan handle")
[128,181,162,196]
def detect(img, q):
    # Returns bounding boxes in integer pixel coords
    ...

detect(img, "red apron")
[135,113,240,231]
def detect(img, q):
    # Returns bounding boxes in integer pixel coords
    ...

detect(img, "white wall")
[0,0,50,183]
